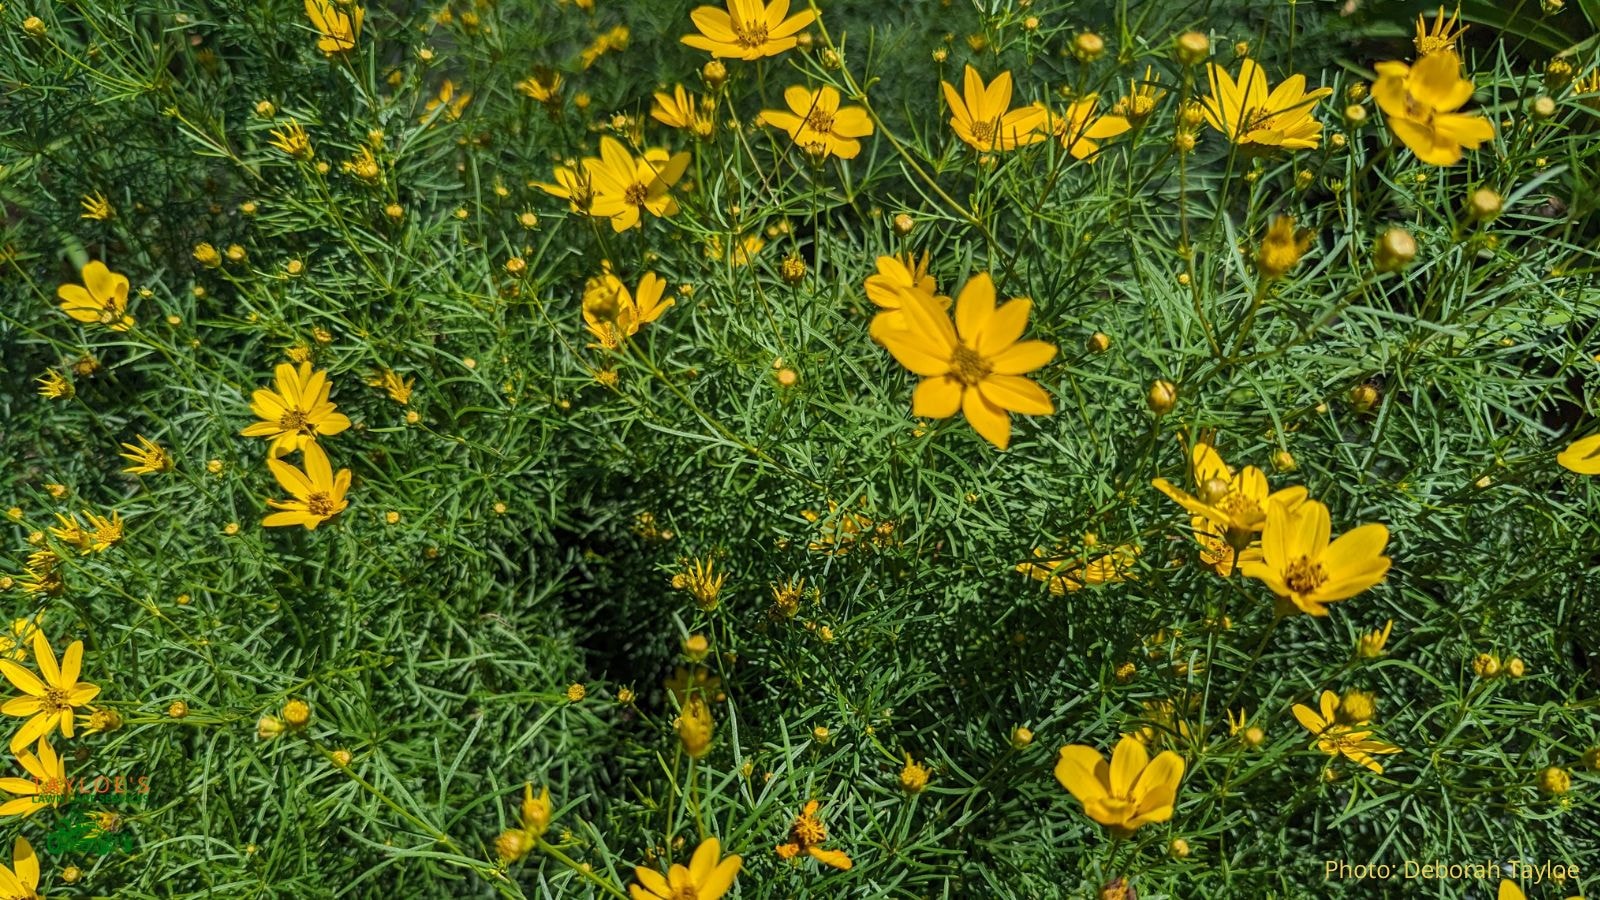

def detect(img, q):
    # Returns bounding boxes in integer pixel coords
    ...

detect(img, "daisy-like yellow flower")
[422,80,472,123]
[1357,619,1394,658]
[342,146,381,183]
[34,369,72,400]
[304,0,362,55]
[1152,442,1308,557]
[1016,544,1139,594]
[79,192,113,221]
[1372,51,1494,166]
[0,618,41,664]
[49,511,121,554]
[681,0,816,60]
[367,368,415,405]
[673,556,725,610]
[535,163,594,215]
[263,441,351,530]
[119,434,172,475]
[1240,498,1392,617]
[1414,6,1467,56]
[761,85,874,160]
[1200,59,1332,150]
[584,137,691,232]
[878,273,1057,450]
[630,837,741,900]
[864,252,949,343]
[1257,215,1313,279]
[1558,430,1600,474]
[240,361,353,458]
[1042,97,1131,160]
[57,261,133,331]
[1054,736,1185,835]
[516,69,564,106]
[0,737,66,818]
[581,270,673,349]
[0,632,100,753]
[268,120,314,160]
[1292,690,1400,773]
[942,65,1048,152]
[0,837,38,898]
[48,514,89,552]
[775,800,853,870]
[651,84,716,139]
[1114,66,1166,122]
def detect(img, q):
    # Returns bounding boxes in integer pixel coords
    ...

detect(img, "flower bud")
[1175,31,1210,65]
[520,785,553,838]
[1073,32,1105,62]
[1087,332,1111,353]
[1467,187,1502,222]
[1169,838,1191,859]
[1538,766,1571,795]
[1472,652,1502,679]
[495,828,532,863]
[1530,95,1557,120]
[1349,383,1379,413]
[193,242,221,268]
[22,16,46,37]
[257,715,284,739]
[1010,726,1034,749]
[281,699,311,729]
[892,213,915,236]
[702,60,727,88]
[1374,227,1417,273]
[1146,379,1177,415]
[780,254,807,284]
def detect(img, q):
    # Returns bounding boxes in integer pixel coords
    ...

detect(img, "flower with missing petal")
[0,737,66,818]
[0,632,100,753]
[681,0,816,61]
[1041,96,1130,160]
[1200,59,1332,150]
[631,837,741,900]
[57,261,133,331]
[240,362,353,458]
[776,800,853,870]
[1153,442,1307,566]
[422,80,472,123]
[1055,736,1185,834]
[1559,430,1600,474]
[652,84,716,139]
[263,441,351,530]
[1240,499,1391,616]
[878,273,1057,450]
[1292,690,1400,773]
[1371,51,1494,166]
[581,270,673,349]
[942,66,1048,152]
[761,85,874,160]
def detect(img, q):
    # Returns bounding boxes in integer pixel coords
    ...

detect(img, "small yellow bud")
[520,784,553,838]
[505,256,527,275]
[617,687,636,704]
[566,683,586,702]
[780,254,806,284]
[892,212,915,236]
[22,16,47,37]
[1169,838,1191,859]
[168,700,190,719]
[255,100,277,118]
[899,754,931,793]
[1087,331,1111,353]
[812,726,831,744]
[701,59,727,89]
[1545,58,1574,90]
[1010,726,1034,749]
[1345,104,1368,126]
[256,715,285,739]
[496,828,533,863]
[1468,187,1503,222]
[1472,652,1502,679]
[1073,32,1105,62]
[193,242,221,268]
[225,244,247,264]
[1538,766,1571,795]
[281,699,311,729]
[1505,657,1526,678]
[682,633,710,661]
[331,749,352,767]
[1349,383,1379,413]
[1374,227,1417,273]
[62,866,82,884]
[519,211,539,228]
[1175,31,1210,65]
[1146,379,1177,415]
[1242,725,1266,747]
[1530,95,1557,120]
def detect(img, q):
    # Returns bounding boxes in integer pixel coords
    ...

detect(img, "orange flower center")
[950,344,992,386]
[804,108,835,134]
[623,182,650,206]
[792,813,826,847]
[307,492,336,517]
[1284,555,1327,594]
[733,19,769,49]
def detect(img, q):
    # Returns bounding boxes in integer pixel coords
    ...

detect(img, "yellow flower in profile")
[516,69,563,105]
[119,434,172,475]
[304,0,362,54]
[761,85,874,160]
[0,737,66,818]
[1357,619,1394,658]
[1372,51,1494,166]
[57,261,133,331]
[681,0,816,60]
[535,163,594,215]
[268,120,314,160]
[342,146,381,183]
[0,632,100,753]
[941,65,1048,151]
[35,369,73,400]
[1292,690,1400,773]
[898,754,931,793]
[0,618,41,663]
[1558,430,1600,474]
[676,695,715,758]
[79,192,113,221]
[673,556,726,610]
[584,137,691,232]
[1240,499,1391,617]
[0,837,38,898]
[652,84,716,138]
[1200,59,1332,150]
[1257,215,1313,279]
[422,80,472,123]
[1152,442,1307,558]
[878,273,1057,450]
[1042,97,1130,160]
[263,441,351,530]
[1414,6,1467,56]
[581,270,673,349]
[241,362,353,458]
[775,800,853,870]
[631,837,741,900]
[519,784,552,839]
[1054,736,1185,835]
[1016,544,1139,594]
[864,252,949,343]
[367,368,415,405]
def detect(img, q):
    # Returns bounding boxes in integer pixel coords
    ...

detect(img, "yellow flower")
[581,270,673,349]
[367,368,415,405]
[268,120,314,160]
[79,192,113,221]
[0,632,101,753]
[864,252,949,343]
[520,784,552,839]
[681,0,816,60]
[1558,430,1600,474]
[1357,619,1394,658]
[341,146,381,183]
[631,837,741,900]
[57,261,133,331]
[878,273,1057,450]
[673,556,725,610]
[1414,6,1467,56]
[263,441,351,530]
[535,163,594,215]
[941,65,1048,151]
[1117,66,1166,122]
[1152,442,1307,558]
[1200,59,1332,150]
[304,0,362,55]
[1016,544,1139,594]
[240,361,353,458]
[1371,51,1493,166]
[651,84,716,138]
[761,85,874,160]
[423,80,472,123]
[1257,215,1313,279]
[580,25,630,69]
[0,837,38,898]
[775,800,853,870]
[0,618,41,663]
[34,369,73,400]
[583,137,690,232]
[1054,736,1185,834]
[1042,96,1130,160]
[0,737,66,818]
[898,754,931,793]
[119,434,172,475]
[516,69,564,105]
[1241,498,1392,616]
[675,695,715,758]
[1292,690,1401,773]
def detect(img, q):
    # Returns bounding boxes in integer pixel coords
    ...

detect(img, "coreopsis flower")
[263,441,351,530]
[119,434,172,475]
[240,361,353,458]
[864,252,949,343]
[1054,736,1185,834]
[0,837,38,898]
[775,800,853,870]
[1414,6,1466,56]
[422,80,472,124]
[535,163,594,215]
[942,66,1048,151]
[1042,97,1130,160]
[676,696,715,758]
[1241,499,1392,617]
[1200,59,1332,149]
[1292,690,1400,773]
[878,273,1057,450]
[1357,620,1394,658]
[520,785,552,839]
[1016,544,1139,594]
[1115,67,1166,122]
[581,270,673,349]
[898,754,931,793]
[17,552,64,597]
[580,25,630,68]
[1152,442,1307,562]
[672,556,725,610]
[0,737,66,817]
[34,370,72,400]
[0,632,101,752]
[1371,51,1493,165]
[57,261,133,331]
[652,84,716,138]
[516,69,563,106]
[0,619,41,663]
[367,369,415,405]
[631,837,741,900]
[268,120,314,160]
[665,666,723,707]
[1558,430,1600,474]
[304,0,362,54]
[341,146,381,183]
[1257,215,1313,279]
[584,137,690,232]
[52,510,121,554]
[79,192,113,221]
[761,85,874,160]
[681,0,816,60]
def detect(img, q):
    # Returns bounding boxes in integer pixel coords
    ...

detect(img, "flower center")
[1284,555,1327,594]
[950,343,992,386]
[793,814,826,846]
[279,408,310,433]
[672,887,698,900]
[98,307,117,323]
[970,119,996,143]
[623,182,650,206]
[1402,91,1436,122]
[1214,491,1259,524]
[804,108,835,133]
[733,19,769,49]
[307,492,335,517]
[1241,106,1278,134]
[44,686,71,712]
